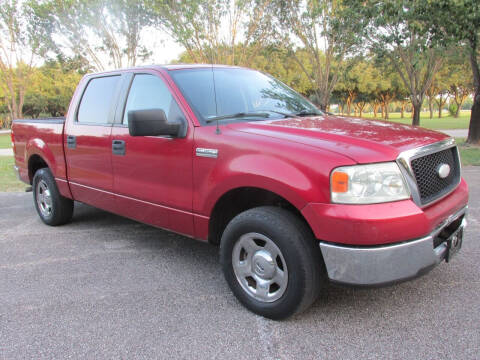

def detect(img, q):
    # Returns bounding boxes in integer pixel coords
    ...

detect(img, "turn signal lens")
[331,171,349,193]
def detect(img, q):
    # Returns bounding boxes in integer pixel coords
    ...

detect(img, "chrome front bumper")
[319,207,467,286]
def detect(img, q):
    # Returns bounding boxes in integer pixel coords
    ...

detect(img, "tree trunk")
[454,103,461,118]
[400,103,405,118]
[384,103,389,120]
[467,39,480,144]
[412,102,421,126]
[438,106,442,118]
[467,90,480,144]
[454,96,465,118]
[373,103,379,117]
[428,100,433,119]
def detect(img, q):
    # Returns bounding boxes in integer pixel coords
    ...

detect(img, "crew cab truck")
[12,65,468,319]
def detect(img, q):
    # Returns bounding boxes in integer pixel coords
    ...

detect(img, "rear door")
[64,74,122,211]
[109,71,195,236]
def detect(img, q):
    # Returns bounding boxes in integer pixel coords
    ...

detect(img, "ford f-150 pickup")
[12,65,469,319]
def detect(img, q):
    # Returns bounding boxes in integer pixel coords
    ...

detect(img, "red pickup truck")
[12,65,468,319]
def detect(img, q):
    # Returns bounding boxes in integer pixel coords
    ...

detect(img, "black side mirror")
[128,109,186,137]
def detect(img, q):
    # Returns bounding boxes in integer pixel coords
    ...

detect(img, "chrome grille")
[397,139,461,207]
[410,146,460,205]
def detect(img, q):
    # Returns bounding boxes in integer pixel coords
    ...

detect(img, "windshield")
[169,68,321,124]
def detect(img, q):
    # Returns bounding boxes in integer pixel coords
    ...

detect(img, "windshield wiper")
[259,109,322,118]
[205,112,271,123]
[294,110,323,117]
[255,110,301,118]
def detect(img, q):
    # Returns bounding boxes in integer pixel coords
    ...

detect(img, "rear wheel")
[33,168,74,226]
[220,206,325,319]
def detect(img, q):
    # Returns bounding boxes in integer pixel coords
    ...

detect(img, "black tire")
[33,167,74,226]
[220,206,326,320]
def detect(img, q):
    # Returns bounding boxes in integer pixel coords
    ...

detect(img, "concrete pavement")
[0,148,13,156]
[0,167,479,359]
[438,129,468,138]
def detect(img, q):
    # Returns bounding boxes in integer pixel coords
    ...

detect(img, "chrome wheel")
[36,180,52,218]
[232,232,288,303]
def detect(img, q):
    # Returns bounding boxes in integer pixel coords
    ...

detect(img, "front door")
[110,72,194,236]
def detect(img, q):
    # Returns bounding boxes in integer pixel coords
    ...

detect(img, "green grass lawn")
[357,111,470,130]
[456,138,480,166]
[0,133,12,149]
[0,156,25,191]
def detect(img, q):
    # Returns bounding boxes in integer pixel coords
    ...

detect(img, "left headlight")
[330,162,410,204]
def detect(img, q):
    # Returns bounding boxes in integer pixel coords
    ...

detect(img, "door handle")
[66,135,76,149]
[112,139,126,156]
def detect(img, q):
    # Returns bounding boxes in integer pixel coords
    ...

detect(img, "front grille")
[410,147,460,205]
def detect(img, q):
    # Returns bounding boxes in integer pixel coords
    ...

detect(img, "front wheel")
[33,168,74,226]
[220,206,326,320]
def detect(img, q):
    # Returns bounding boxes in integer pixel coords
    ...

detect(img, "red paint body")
[12,65,469,246]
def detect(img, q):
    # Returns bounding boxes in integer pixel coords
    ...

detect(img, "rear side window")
[77,76,120,124]
[123,74,184,125]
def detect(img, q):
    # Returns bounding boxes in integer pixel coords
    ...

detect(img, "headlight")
[330,162,410,204]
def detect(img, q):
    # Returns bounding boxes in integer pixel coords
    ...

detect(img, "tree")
[30,61,82,117]
[342,0,443,126]
[0,0,44,119]
[153,0,277,67]
[353,92,371,117]
[445,51,473,118]
[435,89,449,118]
[28,0,154,71]
[334,58,377,116]
[371,70,404,120]
[248,47,313,96]
[420,0,480,144]
[398,96,410,118]
[275,0,359,111]
[423,62,451,119]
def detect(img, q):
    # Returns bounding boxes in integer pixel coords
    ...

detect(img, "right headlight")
[330,162,410,204]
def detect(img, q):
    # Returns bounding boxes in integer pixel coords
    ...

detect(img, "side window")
[77,76,120,124]
[123,74,184,125]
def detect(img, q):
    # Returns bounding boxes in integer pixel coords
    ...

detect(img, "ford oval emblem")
[437,163,451,179]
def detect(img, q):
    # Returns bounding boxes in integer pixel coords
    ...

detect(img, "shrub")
[448,103,458,116]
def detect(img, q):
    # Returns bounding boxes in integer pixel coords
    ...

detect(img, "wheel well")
[28,155,48,184]
[208,187,310,245]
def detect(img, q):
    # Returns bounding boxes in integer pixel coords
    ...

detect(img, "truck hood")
[228,115,449,163]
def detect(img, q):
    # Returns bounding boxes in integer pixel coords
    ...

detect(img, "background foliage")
[0,0,478,143]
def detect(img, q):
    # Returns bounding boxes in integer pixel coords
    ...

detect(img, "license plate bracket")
[445,228,463,262]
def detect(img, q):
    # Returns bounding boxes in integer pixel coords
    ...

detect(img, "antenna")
[211,53,220,134]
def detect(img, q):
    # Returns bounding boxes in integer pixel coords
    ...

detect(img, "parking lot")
[1,167,479,359]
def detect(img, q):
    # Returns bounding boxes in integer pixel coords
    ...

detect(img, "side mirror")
[128,109,186,137]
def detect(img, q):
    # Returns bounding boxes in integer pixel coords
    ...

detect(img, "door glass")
[123,74,184,125]
[77,76,120,124]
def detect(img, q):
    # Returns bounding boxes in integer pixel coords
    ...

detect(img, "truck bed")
[12,117,67,185]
